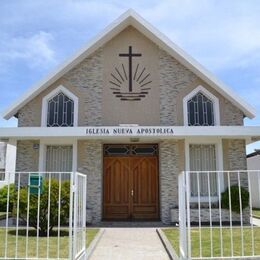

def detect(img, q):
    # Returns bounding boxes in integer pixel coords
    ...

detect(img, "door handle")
[131,190,134,197]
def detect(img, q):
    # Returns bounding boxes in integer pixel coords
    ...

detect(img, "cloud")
[1,0,259,72]
[138,0,260,71]
[0,31,57,71]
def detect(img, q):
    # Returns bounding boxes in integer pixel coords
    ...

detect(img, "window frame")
[184,137,224,203]
[38,138,77,172]
[183,85,220,126]
[41,85,78,127]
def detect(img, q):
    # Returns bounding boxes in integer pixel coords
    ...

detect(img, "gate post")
[179,172,187,259]
[69,171,75,259]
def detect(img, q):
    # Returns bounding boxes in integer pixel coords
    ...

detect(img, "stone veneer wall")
[160,140,184,224]
[159,49,197,126]
[171,208,250,224]
[18,49,103,127]
[159,49,244,126]
[17,47,244,128]
[16,140,40,185]
[62,49,103,126]
[223,139,248,188]
[77,140,102,223]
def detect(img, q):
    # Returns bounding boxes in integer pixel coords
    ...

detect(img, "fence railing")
[73,172,87,260]
[179,170,260,259]
[0,171,86,260]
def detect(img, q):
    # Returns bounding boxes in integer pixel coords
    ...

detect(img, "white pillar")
[179,172,188,259]
[0,139,17,188]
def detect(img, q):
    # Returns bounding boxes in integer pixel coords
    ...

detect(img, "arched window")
[183,85,220,126]
[41,85,78,127]
[187,92,214,126]
[47,92,74,127]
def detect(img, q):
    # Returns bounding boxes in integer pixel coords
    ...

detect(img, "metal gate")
[73,172,87,260]
[179,170,260,259]
[0,171,87,260]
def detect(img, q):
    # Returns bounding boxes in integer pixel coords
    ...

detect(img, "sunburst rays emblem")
[109,46,152,101]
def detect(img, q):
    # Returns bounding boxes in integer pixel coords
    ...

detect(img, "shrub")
[221,185,249,213]
[16,178,70,236]
[0,184,16,212]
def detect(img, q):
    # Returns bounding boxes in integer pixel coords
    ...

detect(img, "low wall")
[171,208,250,224]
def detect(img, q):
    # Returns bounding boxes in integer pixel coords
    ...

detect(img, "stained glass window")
[187,92,214,126]
[47,92,74,127]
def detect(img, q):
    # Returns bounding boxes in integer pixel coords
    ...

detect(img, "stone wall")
[18,49,103,127]
[223,139,248,188]
[159,49,244,126]
[17,42,244,128]
[171,208,250,224]
[77,140,102,223]
[159,140,184,224]
[16,140,40,185]
[159,49,197,126]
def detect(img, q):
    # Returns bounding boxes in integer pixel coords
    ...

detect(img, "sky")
[0,0,259,153]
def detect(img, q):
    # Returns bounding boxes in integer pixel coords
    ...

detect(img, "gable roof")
[247,149,260,158]
[2,9,256,119]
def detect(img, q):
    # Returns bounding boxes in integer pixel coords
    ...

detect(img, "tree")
[0,184,16,212]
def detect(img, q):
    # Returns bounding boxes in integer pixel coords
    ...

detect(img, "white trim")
[184,137,224,202]
[38,138,77,172]
[2,9,255,120]
[0,126,259,139]
[183,85,220,126]
[41,85,78,127]
[0,139,17,187]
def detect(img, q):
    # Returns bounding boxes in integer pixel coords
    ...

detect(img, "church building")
[1,10,259,224]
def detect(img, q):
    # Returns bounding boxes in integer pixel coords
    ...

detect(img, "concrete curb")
[156,228,179,260]
[86,228,105,259]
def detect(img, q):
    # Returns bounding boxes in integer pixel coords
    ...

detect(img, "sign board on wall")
[85,126,174,136]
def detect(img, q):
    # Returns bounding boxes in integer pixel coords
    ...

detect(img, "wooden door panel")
[103,144,159,220]
[103,157,130,219]
[132,157,159,219]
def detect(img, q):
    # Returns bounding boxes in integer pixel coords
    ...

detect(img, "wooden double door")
[103,144,159,220]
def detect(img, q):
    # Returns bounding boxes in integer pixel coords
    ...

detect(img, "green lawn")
[0,227,99,259]
[253,208,260,218]
[163,227,260,258]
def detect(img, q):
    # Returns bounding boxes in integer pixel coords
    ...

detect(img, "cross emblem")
[119,46,141,92]
[109,45,152,101]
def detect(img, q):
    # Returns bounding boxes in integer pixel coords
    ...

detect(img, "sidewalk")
[89,228,170,260]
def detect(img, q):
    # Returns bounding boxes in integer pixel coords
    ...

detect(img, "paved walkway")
[252,217,260,226]
[89,228,169,260]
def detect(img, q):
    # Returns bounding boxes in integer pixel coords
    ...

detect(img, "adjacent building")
[247,150,260,208]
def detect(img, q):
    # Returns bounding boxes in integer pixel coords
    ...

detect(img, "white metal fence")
[0,171,86,260]
[179,170,260,259]
[73,172,87,260]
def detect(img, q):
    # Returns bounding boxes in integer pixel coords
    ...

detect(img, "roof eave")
[2,9,256,120]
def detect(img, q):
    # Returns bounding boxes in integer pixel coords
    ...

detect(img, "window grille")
[189,144,218,197]
[187,92,214,126]
[46,145,73,173]
[47,92,74,127]
[104,144,158,156]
